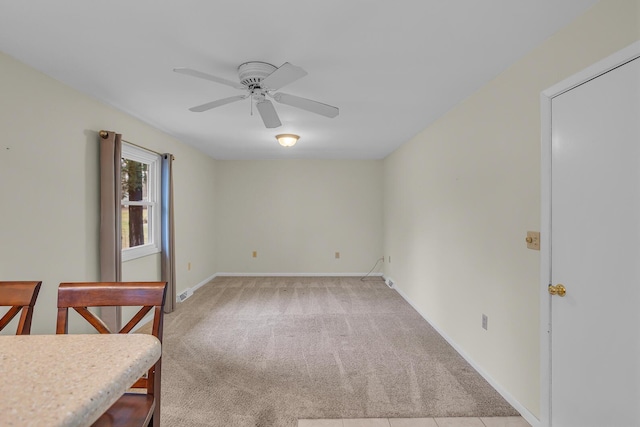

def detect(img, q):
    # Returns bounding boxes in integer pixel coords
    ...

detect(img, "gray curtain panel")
[99,130,122,331]
[161,154,176,313]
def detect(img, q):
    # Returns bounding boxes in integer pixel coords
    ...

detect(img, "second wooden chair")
[0,281,42,335]
[56,281,167,427]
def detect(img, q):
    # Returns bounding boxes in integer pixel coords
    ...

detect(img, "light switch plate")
[526,231,540,250]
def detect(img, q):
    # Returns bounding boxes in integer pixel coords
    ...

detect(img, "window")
[121,143,160,261]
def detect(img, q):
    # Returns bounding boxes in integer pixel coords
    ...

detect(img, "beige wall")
[0,50,217,334]
[215,160,383,274]
[383,0,640,418]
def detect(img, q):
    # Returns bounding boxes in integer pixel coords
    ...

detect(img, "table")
[0,334,161,427]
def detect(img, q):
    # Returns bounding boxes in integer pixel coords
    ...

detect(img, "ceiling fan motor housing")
[238,61,277,89]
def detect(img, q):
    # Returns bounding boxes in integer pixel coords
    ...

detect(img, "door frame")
[539,40,640,427]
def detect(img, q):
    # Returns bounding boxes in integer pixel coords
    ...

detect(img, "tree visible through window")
[121,143,160,260]
[121,158,148,248]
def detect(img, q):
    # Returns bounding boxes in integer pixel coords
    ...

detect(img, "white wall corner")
[382,275,395,288]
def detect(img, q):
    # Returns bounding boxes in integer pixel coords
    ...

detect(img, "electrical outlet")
[482,314,488,330]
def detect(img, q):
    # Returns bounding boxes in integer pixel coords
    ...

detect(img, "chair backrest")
[0,281,42,335]
[56,281,168,393]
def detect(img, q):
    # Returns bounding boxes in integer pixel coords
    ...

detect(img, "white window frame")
[121,143,161,262]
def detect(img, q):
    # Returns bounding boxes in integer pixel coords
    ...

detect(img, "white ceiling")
[0,1,597,159]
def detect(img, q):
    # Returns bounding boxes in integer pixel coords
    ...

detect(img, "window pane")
[121,159,149,202]
[121,205,149,249]
[120,143,160,261]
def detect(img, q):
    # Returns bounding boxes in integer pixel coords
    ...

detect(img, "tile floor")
[298,416,531,427]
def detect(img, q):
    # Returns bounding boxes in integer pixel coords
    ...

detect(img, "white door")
[550,56,640,426]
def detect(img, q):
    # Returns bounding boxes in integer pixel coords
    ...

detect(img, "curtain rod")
[99,130,174,159]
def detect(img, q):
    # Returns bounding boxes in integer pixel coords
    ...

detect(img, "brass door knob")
[549,284,566,297]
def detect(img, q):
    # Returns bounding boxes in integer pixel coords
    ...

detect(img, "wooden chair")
[56,282,167,427]
[0,281,42,335]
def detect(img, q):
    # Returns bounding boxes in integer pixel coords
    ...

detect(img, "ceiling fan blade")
[188,95,247,112]
[174,67,245,90]
[256,100,282,128]
[261,62,307,91]
[272,92,339,118]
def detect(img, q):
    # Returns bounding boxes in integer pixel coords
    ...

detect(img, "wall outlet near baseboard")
[386,279,394,288]
[482,314,488,330]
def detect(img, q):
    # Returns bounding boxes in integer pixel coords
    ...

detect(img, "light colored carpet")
[159,276,517,426]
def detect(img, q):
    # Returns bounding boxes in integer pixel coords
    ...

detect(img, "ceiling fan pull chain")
[250,95,253,116]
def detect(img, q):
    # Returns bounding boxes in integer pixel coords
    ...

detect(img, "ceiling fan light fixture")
[276,134,299,147]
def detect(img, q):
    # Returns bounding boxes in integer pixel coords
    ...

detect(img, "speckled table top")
[0,334,161,427]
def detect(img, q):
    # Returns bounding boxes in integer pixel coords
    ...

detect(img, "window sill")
[122,245,161,262]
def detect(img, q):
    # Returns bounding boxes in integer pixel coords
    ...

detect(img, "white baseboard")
[131,273,219,330]
[176,272,383,303]
[383,275,395,288]
[389,278,540,427]
[191,273,218,292]
[176,273,218,303]
[215,272,384,277]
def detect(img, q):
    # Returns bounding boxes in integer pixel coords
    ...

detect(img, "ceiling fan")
[174,61,339,128]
